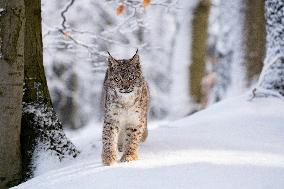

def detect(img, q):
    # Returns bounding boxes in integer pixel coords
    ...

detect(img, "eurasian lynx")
[101,50,149,166]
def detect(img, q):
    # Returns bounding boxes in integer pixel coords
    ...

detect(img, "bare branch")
[60,0,76,30]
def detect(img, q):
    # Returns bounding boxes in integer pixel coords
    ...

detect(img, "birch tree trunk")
[256,0,284,97]
[21,0,79,180]
[0,0,25,188]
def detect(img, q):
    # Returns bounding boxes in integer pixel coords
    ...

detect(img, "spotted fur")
[101,51,149,165]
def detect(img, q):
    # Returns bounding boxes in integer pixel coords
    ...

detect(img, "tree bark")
[189,0,211,104]
[256,0,284,97]
[0,0,25,188]
[21,0,79,180]
[244,0,266,86]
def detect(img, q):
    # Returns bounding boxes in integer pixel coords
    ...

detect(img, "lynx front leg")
[120,126,144,162]
[101,122,119,166]
[141,127,148,142]
[117,130,125,152]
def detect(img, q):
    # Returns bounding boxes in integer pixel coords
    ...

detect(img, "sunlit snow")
[13,95,284,189]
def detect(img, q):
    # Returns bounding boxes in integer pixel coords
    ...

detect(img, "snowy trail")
[13,95,284,189]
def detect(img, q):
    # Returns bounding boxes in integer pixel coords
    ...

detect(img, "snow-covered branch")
[252,0,284,99]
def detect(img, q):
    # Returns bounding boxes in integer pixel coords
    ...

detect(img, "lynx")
[101,50,149,166]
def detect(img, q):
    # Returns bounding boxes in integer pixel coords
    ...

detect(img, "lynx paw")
[102,152,117,166]
[120,153,138,162]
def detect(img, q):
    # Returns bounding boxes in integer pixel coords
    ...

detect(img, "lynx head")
[107,50,143,93]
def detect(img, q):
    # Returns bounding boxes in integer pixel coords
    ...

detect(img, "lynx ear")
[130,49,139,64]
[107,51,118,66]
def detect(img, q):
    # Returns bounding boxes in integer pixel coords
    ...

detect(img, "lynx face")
[108,53,142,94]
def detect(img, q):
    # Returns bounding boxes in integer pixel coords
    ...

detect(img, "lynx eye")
[114,76,119,82]
[129,75,135,80]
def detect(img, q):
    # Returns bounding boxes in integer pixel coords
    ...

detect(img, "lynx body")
[101,51,149,165]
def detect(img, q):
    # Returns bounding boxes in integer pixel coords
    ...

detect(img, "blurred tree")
[45,0,86,129]
[0,0,25,187]
[20,0,79,180]
[207,0,245,104]
[47,37,82,129]
[244,0,266,86]
[189,0,211,107]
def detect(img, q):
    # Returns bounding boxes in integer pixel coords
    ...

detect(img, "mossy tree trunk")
[21,0,79,180]
[0,0,25,188]
[189,0,211,105]
[244,0,266,86]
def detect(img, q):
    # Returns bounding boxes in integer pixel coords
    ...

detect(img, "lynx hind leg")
[141,127,148,142]
[120,126,144,162]
[101,122,119,166]
[141,117,148,142]
[117,130,125,152]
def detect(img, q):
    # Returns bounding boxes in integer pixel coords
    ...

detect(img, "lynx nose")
[122,81,130,89]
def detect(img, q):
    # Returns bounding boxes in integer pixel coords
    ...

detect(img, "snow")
[13,95,284,189]
[0,8,4,13]
[256,1,284,98]
[263,0,284,67]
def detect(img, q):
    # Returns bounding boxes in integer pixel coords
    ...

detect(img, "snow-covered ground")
[13,95,284,189]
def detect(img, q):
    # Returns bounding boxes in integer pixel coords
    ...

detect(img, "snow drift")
[13,95,284,189]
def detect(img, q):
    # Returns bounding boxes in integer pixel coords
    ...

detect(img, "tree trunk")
[244,0,266,86]
[0,0,25,188]
[21,0,79,180]
[256,0,284,97]
[208,0,245,103]
[189,0,211,105]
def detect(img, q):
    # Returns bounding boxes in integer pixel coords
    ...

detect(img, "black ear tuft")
[130,49,139,64]
[107,51,111,56]
[107,51,118,66]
